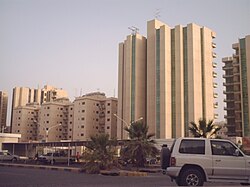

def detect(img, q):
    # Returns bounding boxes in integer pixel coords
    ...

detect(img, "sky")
[0,0,250,125]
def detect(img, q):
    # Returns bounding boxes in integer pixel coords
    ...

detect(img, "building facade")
[0,91,8,132]
[37,98,70,142]
[12,104,40,142]
[73,92,117,141]
[118,19,217,139]
[223,35,250,137]
[117,33,147,139]
[11,85,68,132]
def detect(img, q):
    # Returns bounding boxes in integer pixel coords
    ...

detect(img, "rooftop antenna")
[128,26,139,35]
[155,8,161,19]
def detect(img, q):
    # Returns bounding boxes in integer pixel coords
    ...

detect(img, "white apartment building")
[72,92,117,141]
[118,19,217,139]
[12,103,40,142]
[37,98,70,142]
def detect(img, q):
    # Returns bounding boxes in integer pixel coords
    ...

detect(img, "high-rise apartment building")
[73,92,117,141]
[118,19,217,139]
[0,91,8,132]
[37,98,70,142]
[223,35,250,137]
[12,103,40,142]
[11,85,68,132]
[117,33,147,139]
[41,85,68,104]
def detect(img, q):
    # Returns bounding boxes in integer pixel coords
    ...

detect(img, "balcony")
[223,74,233,78]
[233,54,239,58]
[235,119,242,123]
[212,52,217,58]
[214,113,219,119]
[213,82,218,88]
[224,115,235,119]
[211,31,216,38]
[213,72,217,78]
[213,93,218,98]
[224,107,235,110]
[222,65,233,70]
[223,90,234,94]
[222,57,233,62]
[224,98,234,102]
[214,102,218,108]
[212,62,217,68]
[223,82,234,86]
[212,42,216,48]
[232,43,239,49]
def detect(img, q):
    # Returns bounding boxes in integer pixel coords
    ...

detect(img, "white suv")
[161,138,250,186]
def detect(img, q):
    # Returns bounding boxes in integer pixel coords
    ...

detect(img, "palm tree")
[120,122,158,168]
[83,133,117,173]
[189,118,221,138]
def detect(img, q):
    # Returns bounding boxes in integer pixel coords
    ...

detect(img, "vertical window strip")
[183,27,188,137]
[156,29,161,138]
[171,29,176,138]
[240,38,249,136]
[131,35,136,122]
[200,29,206,119]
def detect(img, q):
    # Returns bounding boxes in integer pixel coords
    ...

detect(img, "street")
[0,166,241,187]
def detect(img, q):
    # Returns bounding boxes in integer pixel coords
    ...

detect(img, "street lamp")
[114,114,143,127]
[45,123,62,142]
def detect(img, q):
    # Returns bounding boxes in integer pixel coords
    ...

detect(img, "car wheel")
[179,168,204,186]
[12,158,17,162]
[161,146,170,169]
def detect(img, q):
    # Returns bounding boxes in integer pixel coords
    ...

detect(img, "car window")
[211,140,242,156]
[0,152,3,155]
[179,140,205,154]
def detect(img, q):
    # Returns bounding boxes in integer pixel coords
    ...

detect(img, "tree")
[189,118,221,138]
[83,133,117,173]
[120,122,158,168]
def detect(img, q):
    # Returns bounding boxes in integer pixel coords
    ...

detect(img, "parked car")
[161,137,250,186]
[37,152,75,164]
[0,151,20,162]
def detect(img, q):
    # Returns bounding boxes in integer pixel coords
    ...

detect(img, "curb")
[0,163,83,173]
[100,170,147,177]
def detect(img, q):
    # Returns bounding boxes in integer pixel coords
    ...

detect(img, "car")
[0,151,20,162]
[37,152,75,164]
[161,137,250,186]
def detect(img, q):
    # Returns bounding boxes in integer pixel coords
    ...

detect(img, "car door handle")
[215,160,221,162]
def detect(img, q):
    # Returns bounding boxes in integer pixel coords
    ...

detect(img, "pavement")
[0,162,161,176]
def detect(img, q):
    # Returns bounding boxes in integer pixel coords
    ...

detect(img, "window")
[179,140,205,154]
[47,107,50,109]
[107,126,110,129]
[81,133,84,136]
[107,118,110,122]
[82,102,85,105]
[211,140,241,156]
[107,103,110,106]
[47,114,49,116]
[107,111,110,114]
[81,117,85,121]
[81,125,84,128]
[82,110,85,113]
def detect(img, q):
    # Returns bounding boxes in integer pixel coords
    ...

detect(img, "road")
[0,166,241,187]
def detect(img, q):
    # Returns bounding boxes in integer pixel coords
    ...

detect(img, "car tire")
[161,146,170,169]
[12,158,17,162]
[179,168,204,186]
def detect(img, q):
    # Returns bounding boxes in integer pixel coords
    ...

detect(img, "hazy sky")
[0,0,250,125]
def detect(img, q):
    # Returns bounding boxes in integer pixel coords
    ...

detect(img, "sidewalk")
[0,162,161,176]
